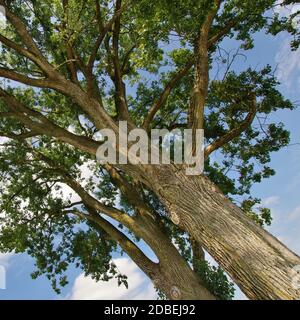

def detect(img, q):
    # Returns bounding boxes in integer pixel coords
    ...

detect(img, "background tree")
[0,0,300,300]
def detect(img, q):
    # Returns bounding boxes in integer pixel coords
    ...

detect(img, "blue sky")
[1,6,300,300]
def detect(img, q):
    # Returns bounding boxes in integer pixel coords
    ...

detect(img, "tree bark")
[146,164,300,300]
[131,215,216,300]
[87,212,215,300]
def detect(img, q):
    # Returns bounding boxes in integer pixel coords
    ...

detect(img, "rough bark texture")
[66,170,215,300]
[146,164,300,300]
[132,215,216,300]
[89,212,215,300]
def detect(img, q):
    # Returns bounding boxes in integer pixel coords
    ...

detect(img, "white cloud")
[275,38,300,89]
[52,182,81,203]
[261,196,280,207]
[288,206,300,220]
[274,1,300,19]
[68,257,157,300]
[274,2,300,89]
[0,252,14,267]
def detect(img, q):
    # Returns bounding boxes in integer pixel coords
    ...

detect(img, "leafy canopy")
[0,0,299,297]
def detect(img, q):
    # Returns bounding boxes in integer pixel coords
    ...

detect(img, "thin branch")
[17,145,129,227]
[104,164,155,218]
[64,174,133,226]
[142,63,193,130]
[0,173,43,214]
[209,18,241,46]
[204,94,257,158]
[86,0,130,75]
[1,2,112,131]
[121,44,136,73]
[142,1,238,131]
[60,0,80,85]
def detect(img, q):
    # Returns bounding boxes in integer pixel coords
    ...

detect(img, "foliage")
[194,259,235,300]
[0,0,299,298]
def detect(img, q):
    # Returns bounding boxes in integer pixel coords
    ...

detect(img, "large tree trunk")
[69,172,215,300]
[146,164,300,300]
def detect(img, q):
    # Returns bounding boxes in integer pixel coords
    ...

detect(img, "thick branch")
[0,64,116,135]
[73,207,158,276]
[0,88,100,155]
[1,3,56,76]
[2,5,41,54]
[189,0,221,133]
[0,67,54,88]
[110,0,131,121]
[61,173,136,228]
[1,4,114,131]
[104,164,155,218]
[65,44,80,85]
[0,130,38,140]
[0,34,41,65]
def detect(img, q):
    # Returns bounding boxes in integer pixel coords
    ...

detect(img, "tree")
[0,0,300,300]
